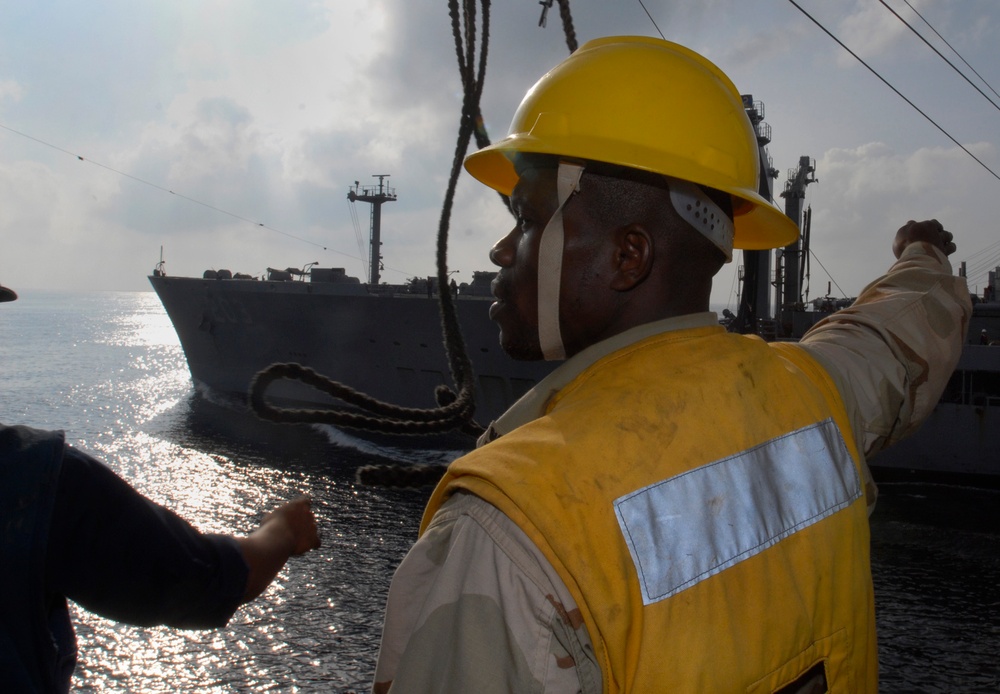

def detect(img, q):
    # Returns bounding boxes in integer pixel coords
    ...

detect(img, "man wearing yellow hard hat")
[374,37,969,693]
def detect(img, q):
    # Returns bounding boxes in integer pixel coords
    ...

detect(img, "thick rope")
[249,0,579,485]
[250,364,476,434]
[557,0,579,53]
[355,1,580,487]
[248,0,494,439]
[434,0,492,427]
[356,462,452,488]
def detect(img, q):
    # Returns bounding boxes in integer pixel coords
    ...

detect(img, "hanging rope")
[249,0,494,438]
[556,0,579,53]
[252,0,579,485]
[355,3,580,488]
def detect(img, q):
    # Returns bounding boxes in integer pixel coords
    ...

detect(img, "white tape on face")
[537,161,584,361]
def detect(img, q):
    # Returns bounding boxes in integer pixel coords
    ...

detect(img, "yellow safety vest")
[423,326,877,693]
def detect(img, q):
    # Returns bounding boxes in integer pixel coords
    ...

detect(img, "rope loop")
[249,362,479,435]
[248,0,579,480]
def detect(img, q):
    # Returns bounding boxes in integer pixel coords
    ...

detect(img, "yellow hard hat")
[464,35,799,250]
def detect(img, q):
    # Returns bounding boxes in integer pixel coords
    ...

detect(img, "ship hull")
[867,344,1000,479]
[149,274,555,425]
[869,402,1000,478]
[152,274,999,479]
[791,309,1000,480]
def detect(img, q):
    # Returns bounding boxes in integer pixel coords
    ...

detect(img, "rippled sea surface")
[1,290,998,692]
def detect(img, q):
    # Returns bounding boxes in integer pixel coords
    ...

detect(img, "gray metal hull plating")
[867,344,1000,478]
[151,274,1000,479]
[149,274,555,424]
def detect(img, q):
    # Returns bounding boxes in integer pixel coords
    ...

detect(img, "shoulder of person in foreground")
[374,491,600,694]
[798,219,972,457]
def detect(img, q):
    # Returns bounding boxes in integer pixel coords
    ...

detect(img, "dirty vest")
[423,326,878,693]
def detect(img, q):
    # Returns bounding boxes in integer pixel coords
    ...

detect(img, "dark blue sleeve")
[45,446,249,629]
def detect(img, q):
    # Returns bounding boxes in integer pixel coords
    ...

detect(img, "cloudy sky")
[2,0,998,311]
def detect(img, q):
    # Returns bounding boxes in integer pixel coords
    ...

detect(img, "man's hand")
[238,495,321,602]
[893,219,956,259]
[261,495,321,556]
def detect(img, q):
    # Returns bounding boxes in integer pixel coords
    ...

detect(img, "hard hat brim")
[465,145,800,250]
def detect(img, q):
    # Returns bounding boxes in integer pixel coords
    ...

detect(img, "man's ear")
[609,225,654,291]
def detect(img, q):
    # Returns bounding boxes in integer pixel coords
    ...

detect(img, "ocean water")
[1,290,998,692]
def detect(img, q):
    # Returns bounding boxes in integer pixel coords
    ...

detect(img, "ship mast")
[732,97,817,340]
[732,95,780,336]
[348,174,397,285]
[777,156,818,336]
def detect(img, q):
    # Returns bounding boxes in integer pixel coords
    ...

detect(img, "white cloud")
[0,79,22,103]
[0,0,997,303]
[837,1,910,65]
[803,139,998,297]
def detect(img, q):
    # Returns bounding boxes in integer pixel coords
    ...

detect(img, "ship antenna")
[347,175,395,285]
[153,245,166,277]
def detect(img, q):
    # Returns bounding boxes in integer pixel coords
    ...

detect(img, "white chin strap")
[666,177,734,261]
[537,161,584,361]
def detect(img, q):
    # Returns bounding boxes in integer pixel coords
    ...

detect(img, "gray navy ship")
[149,176,554,427]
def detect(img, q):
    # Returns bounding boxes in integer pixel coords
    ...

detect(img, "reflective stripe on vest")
[614,417,861,604]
